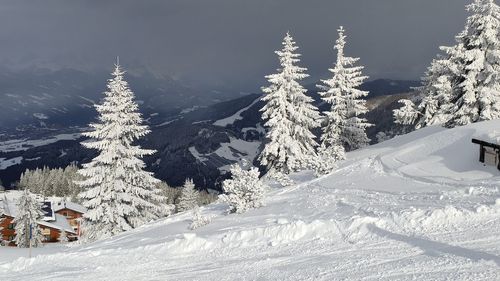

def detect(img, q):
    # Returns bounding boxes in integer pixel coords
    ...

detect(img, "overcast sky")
[0,0,470,92]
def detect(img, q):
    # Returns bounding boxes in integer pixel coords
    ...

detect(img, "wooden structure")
[1,195,83,246]
[37,214,77,242]
[0,215,16,246]
[54,201,86,236]
[472,138,500,170]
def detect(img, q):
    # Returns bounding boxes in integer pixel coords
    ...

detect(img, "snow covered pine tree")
[14,189,44,248]
[259,32,321,183]
[317,26,371,173]
[395,0,500,129]
[76,63,166,241]
[177,178,199,212]
[221,163,266,214]
[446,0,500,127]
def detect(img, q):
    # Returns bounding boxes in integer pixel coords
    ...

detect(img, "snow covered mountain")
[0,68,235,132]
[0,79,416,189]
[1,120,499,280]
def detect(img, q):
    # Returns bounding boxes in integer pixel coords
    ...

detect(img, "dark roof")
[472,138,500,150]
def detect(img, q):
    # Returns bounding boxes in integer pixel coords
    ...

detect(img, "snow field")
[1,120,500,280]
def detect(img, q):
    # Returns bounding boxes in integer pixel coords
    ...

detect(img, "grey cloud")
[0,0,470,92]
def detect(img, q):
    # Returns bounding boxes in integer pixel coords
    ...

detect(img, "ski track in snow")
[1,121,500,280]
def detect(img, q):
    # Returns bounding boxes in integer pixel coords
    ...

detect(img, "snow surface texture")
[1,121,500,280]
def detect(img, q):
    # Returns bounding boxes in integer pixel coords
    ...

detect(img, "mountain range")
[0,70,419,190]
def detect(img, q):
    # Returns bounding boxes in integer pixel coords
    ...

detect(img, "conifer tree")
[395,36,465,129]
[177,179,199,212]
[317,27,371,172]
[259,32,321,181]
[396,0,500,129]
[394,99,420,126]
[220,163,266,214]
[76,63,165,241]
[446,0,500,127]
[14,189,44,248]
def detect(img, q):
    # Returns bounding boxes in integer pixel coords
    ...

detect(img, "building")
[0,214,16,246]
[0,193,84,246]
[53,201,87,236]
[38,214,76,242]
[472,138,500,170]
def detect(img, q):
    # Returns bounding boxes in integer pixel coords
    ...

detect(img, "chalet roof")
[53,201,87,214]
[37,214,76,234]
[0,194,80,221]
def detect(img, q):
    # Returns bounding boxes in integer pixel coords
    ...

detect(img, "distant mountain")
[0,94,264,190]
[360,79,420,98]
[306,78,419,98]
[0,68,236,133]
[0,78,417,190]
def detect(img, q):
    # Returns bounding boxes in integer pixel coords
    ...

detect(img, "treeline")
[17,165,217,213]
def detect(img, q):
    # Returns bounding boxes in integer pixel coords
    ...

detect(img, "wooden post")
[28,223,32,258]
[497,149,500,170]
[479,145,485,163]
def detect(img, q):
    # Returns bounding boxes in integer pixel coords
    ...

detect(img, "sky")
[0,0,470,93]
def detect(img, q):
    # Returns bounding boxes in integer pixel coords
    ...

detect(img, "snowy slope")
[1,121,500,280]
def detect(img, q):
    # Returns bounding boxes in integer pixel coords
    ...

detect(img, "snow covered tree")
[58,230,69,244]
[446,0,500,127]
[259,32,321,181]
[317,26,371,173]
[416,57,458,128]
[398,0,500,129]
[394,99,420,126]
[13,189,44,248]
[76,63,166,241]
[395,44,464,129]
[189,206,212,230]
[177,179,199,212]
[18,165,82,198]
[220,163,266,214]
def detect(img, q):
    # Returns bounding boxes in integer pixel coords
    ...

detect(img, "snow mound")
[221,220,341,247]
[392,203,500,234]
[154,233,213,254]
[376,120,500,184]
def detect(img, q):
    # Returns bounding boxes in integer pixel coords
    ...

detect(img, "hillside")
[0,79,417,189]
[1,120,499,280]
[0,68,237,132]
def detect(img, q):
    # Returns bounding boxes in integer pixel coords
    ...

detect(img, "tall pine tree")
[446,0,500,127]
[259,32,321,180]
[14,189,44,248]
[317,26,371,172]
[396,0,500,129]
[76,63,166,241]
